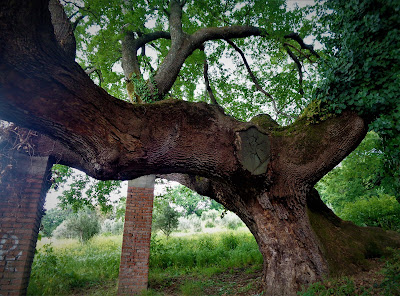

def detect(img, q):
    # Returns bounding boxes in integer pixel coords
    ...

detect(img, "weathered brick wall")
[118,176,155,295]
[0,152,52,296]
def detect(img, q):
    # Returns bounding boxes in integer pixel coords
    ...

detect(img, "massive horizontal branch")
[0,0,367,193]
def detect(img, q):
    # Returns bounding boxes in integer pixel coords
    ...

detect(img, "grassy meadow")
[28,230,400,296]
[28,229,264,296]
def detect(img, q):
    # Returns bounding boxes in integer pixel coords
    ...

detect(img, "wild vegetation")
[28,232,400,296]
[1,0,400,294]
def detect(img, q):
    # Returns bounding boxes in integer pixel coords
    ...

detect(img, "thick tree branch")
[154,25,264,99]
[121,30,170,103]
[225,39,295,120]
[169,0,185,48]
[135,31,171,49]
[71,14,86,31]
[0,0,368,192]
[49,0,76,60]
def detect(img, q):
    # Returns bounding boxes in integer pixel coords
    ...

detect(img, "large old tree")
[0,0,399,295]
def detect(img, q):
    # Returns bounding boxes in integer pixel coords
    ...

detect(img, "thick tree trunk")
[167,175,400,296]
[217,189,327,295]
[1,1,400,295]
[245,196,327,295]
[307,188,400,276]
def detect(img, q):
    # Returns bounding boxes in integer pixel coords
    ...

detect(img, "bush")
[340,194,400,231]
[52,209,100,242]
[381,249,400,295]
[220,212,244,230]
[53,220,75,239]
[201,209,220,222]
[41,207,71,237]
[101,219,124,235]
[188,214,203,232]
[177,216,192,232]
[205,221,215,228]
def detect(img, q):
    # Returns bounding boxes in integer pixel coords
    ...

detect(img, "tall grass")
[28,231,262,295]
[150,230,262,273]
[28,236,122,295]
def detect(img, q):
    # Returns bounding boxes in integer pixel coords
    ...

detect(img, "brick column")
[118,175,155,295]
[0,152,52,296]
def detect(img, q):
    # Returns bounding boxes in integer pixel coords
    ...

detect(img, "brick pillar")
[118,175,155,295]
[0,152,52,296]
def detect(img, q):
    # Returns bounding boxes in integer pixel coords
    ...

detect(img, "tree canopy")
[1,0,400,294]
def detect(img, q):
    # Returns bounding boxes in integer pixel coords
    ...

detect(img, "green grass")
[30,231,399,296]
[28,230,262,295]
[28,236,122,295]
[149,230,262,274]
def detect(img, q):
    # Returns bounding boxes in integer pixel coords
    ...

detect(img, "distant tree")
[167,185,223,217]
[41,207,72,237]
[53,208,100,242]
[152,198,180,238]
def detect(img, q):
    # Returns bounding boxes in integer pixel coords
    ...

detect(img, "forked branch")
[284,32,320,58]
[284,45,304,96]
[225,39,295,120]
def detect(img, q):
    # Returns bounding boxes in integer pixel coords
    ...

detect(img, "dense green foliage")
[41,207,72,237]
[63,0,317,122]
[317,132,400,232]
[340,195,400,231]
[317,132,393,210]
[51,164,122,212]
[314,0,400,197]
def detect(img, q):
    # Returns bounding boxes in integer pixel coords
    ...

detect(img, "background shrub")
[52,208,100,242]
[340,194,400,231]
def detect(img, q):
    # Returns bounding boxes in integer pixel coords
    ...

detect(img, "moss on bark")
[307,189,400,277]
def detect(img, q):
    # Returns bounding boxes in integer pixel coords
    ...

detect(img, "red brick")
[0,154,51,295]
[118,183,154,295]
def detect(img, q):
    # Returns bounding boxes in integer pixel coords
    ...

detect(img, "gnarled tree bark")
[0,1,399,295]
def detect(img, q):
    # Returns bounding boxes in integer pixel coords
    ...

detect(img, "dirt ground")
[152,258,387,296]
